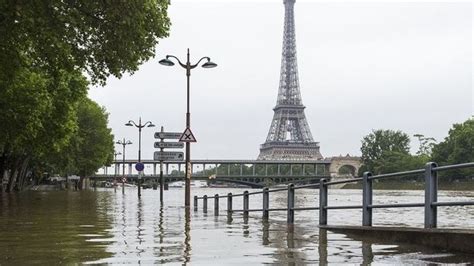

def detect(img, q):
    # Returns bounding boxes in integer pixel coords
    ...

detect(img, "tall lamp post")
[113,151,122,191]
[126,117,155,197]
[116,138,132,194]
[159,49,217,207]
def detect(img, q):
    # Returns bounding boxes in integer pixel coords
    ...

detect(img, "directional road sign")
[154,151,184,161]
[179,128,197,142]
[154,132,182,139]
[154,142,184,149]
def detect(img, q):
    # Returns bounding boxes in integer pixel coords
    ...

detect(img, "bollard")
[263,188,269,220]
[227,193,233,215]
[203,195,208,213]
[362,172,373,226]
[319,179,328,225]
[424,162,438,228]
[194,196,198,212]
[243,191,249,217]
[287,184,295,224]
[214,194,219,216]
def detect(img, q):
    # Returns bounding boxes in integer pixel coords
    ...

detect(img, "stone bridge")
[328,155,363,179]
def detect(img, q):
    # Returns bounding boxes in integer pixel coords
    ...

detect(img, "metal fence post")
[263,188,269,220]
[424,162,438,228]
[227,193,233,215]
[203,195,208,213]
[319,179,328,225]
[362,172,373,226]
[194,196,198,212]
[214,194,219,216]
[243,190,249,217]
[287,184,295,224]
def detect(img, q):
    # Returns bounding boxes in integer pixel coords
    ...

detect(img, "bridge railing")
[194,162,474,229]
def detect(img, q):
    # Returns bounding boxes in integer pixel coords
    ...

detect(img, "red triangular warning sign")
[179,127,197,142]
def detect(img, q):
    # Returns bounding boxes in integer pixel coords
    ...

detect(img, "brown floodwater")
[1,187,474,264]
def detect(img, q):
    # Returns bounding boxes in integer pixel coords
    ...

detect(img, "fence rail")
[194,162,474,229]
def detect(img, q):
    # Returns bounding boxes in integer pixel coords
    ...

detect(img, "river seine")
[1,187,474,264]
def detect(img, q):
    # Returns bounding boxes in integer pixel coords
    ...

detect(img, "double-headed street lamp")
[126,117,155,197]
[116,138,132,194]
[159,48,217,207]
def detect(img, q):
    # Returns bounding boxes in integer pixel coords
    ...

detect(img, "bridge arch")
[338,165,357,176]
[329,155,362,178]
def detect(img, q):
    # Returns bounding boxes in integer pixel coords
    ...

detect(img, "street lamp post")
[113,151,122,192]
[159,48,217,207]
[116,138,132,194]
[126,117,155,197]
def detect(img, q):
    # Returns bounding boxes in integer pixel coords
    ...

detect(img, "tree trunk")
[1,170,7,193]
[7,158,21,192]
[0,150,7,193]
[17,157,30,191]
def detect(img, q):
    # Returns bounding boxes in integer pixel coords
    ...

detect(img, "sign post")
[135,162,145,193]
[159,127,164,203]
[154,127,185,204]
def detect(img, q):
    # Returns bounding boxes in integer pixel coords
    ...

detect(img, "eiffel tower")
[258,0,323,160]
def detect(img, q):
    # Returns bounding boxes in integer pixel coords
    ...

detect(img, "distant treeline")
[359,119,474,181]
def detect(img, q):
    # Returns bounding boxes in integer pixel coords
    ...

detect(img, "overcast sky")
[89,0,473,161]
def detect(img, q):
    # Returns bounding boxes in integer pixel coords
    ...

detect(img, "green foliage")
[0,0,170,85]
[413,134,436,156]
[63,98,114,177]
[431,119,474,180]
[374,152,429,180]
[360,129,410,174]
[359,129,430,177]
[0,1,170,191]
[432,119,474,165]
[0,67,87,157]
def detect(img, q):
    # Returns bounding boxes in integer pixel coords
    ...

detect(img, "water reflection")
[318,229,328,265]
[2,188,474,264]
[136,197,144,259]
[262,220,270,245]
[155,205,164,262]
[183,207,191,264]
[0,191,112,264]
[361,241,374,265]
[120,192,127,256]
[242,215,249,237]
[286,225,295,265]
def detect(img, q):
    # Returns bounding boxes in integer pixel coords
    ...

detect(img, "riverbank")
[342,180,474,191]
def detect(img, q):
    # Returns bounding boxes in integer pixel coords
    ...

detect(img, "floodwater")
[1,187,474,264]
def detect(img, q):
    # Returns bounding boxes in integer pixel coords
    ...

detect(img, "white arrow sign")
[154,151,184,161]
[154,142,184,149]
[154,132,182,139]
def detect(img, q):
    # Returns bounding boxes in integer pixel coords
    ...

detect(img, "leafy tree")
[372,151,429,179]
[0,1,170,191]
[0,68,88,191]
[432,119,474,165]
[360,129,410,174]
[413,134,436,156]
[0,0,170,85]
[61,98,114,177]
[431,119,474,179]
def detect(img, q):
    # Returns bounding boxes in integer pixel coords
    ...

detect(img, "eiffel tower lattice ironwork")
[258,0,323,160]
